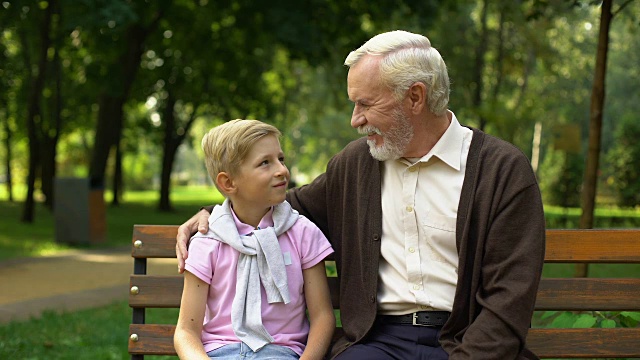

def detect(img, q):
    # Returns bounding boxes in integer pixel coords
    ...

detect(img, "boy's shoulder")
[291,213,321,231]
[286,213,326,240]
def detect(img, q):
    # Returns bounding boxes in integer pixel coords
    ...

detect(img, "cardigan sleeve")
[286,172,331,239]
[448,160,545,359]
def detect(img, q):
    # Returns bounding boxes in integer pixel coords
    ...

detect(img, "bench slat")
[129,325,640,358]
[535,278,640,311]
[129,324,177,355]
[527,328,640,358]
[545,229,640,263]
[132,225,179,258]
[130,275,183,308]
[129,273,342,309]
[132,227,640,262]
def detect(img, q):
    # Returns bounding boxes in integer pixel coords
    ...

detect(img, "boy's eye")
[279,156,285,164]
[260,160,269,166]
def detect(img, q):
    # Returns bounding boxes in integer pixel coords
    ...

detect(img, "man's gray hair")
[344,30,450,116]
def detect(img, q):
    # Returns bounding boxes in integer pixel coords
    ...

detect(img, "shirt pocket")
[421,212,458,265]
[422,212,456,232]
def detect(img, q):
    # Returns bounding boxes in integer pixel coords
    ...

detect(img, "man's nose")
[351,107,365,128]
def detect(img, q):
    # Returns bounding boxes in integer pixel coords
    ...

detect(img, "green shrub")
[606,115,640,208]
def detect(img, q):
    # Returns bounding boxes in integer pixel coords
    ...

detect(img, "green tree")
[606,115,640,207]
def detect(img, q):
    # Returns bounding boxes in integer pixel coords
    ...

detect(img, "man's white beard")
[360,108,413,161]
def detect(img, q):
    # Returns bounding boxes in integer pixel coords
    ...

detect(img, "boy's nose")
[276,162,289,176]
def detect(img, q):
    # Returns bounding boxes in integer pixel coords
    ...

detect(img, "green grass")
[0,300,179,359]
[0,186,224,260]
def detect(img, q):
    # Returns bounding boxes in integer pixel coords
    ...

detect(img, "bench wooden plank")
[131,227,640,262]
[128,325,640,358]
[545,229,640,263]
[527,328,640,358]
[128,273,341,309]
[129,324,176,355]
[132,225,179,258]
[129,276,640,312]
[129,275,183,308]
[535,278,640,311]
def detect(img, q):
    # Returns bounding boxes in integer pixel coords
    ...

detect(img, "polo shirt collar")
[230,204,275,235]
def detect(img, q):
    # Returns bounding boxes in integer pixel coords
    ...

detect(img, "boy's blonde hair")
[202,119,281,194]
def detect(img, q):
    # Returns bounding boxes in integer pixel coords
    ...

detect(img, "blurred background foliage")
[1,0,639,221]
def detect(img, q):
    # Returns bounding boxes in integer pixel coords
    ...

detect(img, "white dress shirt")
[377,111,473,314]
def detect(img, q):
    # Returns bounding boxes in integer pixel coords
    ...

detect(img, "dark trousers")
[335,320,448,360]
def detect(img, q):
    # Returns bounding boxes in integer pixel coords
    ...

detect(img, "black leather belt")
[378,311,450,327]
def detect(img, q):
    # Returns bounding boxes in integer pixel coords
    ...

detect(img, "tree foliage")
[1,0,639,220]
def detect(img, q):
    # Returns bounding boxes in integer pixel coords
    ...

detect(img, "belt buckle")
[412,312,429,327]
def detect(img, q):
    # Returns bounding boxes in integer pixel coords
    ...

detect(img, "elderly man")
[176,30,545,360]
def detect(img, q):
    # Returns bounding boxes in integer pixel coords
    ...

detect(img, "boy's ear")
[216,172,236,194]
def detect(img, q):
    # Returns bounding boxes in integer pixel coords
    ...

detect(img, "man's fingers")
[176,241,188,273]
[197,210,209,233]
[175,208,212,273]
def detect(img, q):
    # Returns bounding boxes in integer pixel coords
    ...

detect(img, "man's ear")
[216,172,236,194]
[407,82,427,114]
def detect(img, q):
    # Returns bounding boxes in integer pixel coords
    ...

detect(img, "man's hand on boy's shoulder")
[176,208,211,273]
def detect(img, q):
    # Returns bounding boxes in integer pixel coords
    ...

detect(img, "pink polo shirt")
[185,207,334,355]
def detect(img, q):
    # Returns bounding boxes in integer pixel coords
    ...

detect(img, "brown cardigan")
[286,128,545,359]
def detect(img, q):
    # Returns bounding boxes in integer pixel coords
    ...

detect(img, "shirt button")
[413,285,420,290]
[409,167,417,172]
[406,206,413,212]
[369,295,376,303]
[409,247,415,253]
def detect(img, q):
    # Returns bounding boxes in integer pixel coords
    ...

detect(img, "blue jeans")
[207,342,300,359]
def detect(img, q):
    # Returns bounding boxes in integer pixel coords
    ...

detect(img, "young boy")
[174,119,335,360]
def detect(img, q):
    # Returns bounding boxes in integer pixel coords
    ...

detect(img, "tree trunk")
[576,0,613,278]
[158,141,178,212]
[89,13,166,188]
[158,93,179,212]
[89,20,154,188]
[1,100,12,202]
[22,0,54,223]
[111,141,122,207]
[158,94,200,212]
[89,91,126,189]
[41,136,58,210]
[41,30,62,210]
[473,0,489,131]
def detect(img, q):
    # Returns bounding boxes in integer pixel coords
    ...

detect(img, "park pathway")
[0,247,177,324]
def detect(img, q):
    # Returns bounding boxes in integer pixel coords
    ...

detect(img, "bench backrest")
[128,227,640,359]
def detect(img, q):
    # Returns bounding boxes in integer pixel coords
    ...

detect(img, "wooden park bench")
[128,226,640,359]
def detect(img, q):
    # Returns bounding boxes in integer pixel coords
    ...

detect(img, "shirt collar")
[417,111,465,171]
[230,205,275,235]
